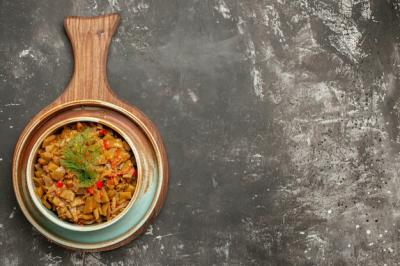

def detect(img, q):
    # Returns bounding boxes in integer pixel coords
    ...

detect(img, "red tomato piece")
[56,180,63,188]
[96,180,104,189]
[99,129,107,136]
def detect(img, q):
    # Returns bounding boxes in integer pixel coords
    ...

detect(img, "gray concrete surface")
[0,0,399,265]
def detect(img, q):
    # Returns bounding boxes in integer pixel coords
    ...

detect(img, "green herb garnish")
[61,128,102,187]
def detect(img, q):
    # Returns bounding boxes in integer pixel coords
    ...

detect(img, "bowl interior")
[26,117,142,232]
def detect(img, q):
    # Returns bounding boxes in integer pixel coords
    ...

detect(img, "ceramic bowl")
[26,117,142,232]
[14,101,168,250]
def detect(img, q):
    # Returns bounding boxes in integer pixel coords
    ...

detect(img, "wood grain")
[62,13,119,101]
[12,13,169,252]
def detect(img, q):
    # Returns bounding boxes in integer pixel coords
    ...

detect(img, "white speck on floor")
[131,1,149,14]
[90,0,98,10]
[19,48,32,58]
[18,47,47,66]
[107,0,121,11]
[145,224,153,235]
[187,89,199,103]
[39,252,62,266]
[160,243,165,254]
[214,0,231,19]
[173,94,180,103]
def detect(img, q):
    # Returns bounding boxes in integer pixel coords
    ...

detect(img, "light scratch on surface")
[154,233,174,241]
[246,37,264,101]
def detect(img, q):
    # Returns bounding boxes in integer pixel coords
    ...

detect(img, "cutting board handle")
[62,13,120,101]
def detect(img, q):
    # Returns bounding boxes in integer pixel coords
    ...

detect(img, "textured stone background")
[1,0,400,265]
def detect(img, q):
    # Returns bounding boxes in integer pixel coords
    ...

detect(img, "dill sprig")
[61,127,102,187]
